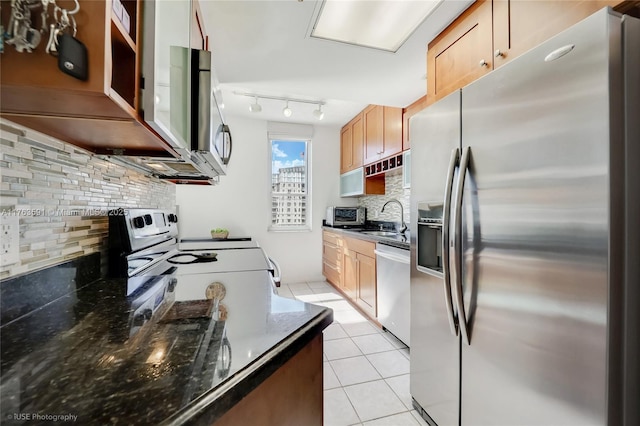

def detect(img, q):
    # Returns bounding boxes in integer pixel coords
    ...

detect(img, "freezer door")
[458,9,619,425]
[410,91,460,426]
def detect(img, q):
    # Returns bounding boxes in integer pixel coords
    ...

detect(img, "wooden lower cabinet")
[322,230,378,320]
[213,334,323,426]
[342,249,358,300]
[355,252,376,318]
[322,231,343,288]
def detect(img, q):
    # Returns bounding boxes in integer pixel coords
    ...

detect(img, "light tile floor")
[277,281,430,426]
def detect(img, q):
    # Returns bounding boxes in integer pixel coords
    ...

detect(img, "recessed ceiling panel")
[311,0,442,52]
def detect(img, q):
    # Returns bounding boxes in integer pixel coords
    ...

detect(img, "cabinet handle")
[479,59,488,67]
[494,49,504,58]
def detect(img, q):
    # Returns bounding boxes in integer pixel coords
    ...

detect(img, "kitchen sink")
[360,231,400,237]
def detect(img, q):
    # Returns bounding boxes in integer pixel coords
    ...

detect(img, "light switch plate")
[1,215,20,266]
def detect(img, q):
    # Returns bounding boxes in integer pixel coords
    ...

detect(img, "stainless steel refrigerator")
[409,8,639,426]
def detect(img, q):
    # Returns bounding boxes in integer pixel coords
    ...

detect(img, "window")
[270,139,310,231]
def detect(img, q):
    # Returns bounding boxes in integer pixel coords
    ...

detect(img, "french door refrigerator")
[409,8,639,426]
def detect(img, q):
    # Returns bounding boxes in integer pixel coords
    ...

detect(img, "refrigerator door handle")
[453,146,471,345]
[442,147,460,337]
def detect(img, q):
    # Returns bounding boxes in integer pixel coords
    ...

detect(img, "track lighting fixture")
[249,96,262,113]
[235,91,325,120]
[313,104,324,121]
[283,101,292,118]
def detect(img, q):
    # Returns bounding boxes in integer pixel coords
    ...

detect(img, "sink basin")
[360,231,400,237]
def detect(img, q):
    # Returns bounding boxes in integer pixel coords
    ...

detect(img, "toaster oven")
[325,206,366,227]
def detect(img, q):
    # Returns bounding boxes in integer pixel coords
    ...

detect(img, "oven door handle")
[268,257,281,287]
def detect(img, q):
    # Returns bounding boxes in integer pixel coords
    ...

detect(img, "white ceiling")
[201,0,473,126]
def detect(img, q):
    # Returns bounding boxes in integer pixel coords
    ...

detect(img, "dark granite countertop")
[0,267,332,425]
[322,225,410,250]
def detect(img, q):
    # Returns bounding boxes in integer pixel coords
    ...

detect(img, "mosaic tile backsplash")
[358,171,410,231]
[0,119,176,279]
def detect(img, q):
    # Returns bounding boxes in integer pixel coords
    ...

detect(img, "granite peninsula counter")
[0,258,332,425]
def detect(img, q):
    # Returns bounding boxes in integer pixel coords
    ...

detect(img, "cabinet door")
[340,125,353,174]
[364,105,384,164]
[352,114,364,169]
[493,0,620,68]
[382,106,403,158]
[426,0,493,104]
[342,250,358,300]
[356,253,377,318]
[142,0,193,149]
[402,96,428,150]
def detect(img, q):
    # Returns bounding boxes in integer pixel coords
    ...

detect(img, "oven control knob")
[168,214,178,223]
[168,278,177,292]
[144,214,153,225]
[132,309,152,326]
[133,216,145,228]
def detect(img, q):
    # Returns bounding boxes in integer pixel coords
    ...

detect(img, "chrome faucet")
[381,199,407,234]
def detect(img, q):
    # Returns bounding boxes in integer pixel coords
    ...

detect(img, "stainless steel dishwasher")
[375,242,410,347]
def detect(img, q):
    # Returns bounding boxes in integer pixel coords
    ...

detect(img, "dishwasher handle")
[374,249,410,264]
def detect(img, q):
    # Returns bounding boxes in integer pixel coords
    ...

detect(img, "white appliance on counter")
[375,242,410,346]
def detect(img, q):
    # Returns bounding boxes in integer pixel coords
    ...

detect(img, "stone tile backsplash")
[0,119,176,279]
[358,171,410,231]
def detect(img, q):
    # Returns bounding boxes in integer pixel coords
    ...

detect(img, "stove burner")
[166,252,218,264]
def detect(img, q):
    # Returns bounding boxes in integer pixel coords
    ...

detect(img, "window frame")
[268,137,312,232]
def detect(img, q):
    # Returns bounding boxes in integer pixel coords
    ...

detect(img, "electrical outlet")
[1,215,20,266]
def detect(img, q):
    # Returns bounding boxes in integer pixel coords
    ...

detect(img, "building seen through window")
[270,139,310,230]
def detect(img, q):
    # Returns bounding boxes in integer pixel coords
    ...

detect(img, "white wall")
[176,114,355,284]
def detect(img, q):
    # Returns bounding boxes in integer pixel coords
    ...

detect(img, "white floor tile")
[292,288,315,296]
[362,412,420,426]
[330,356,381,386]
[320,299,357,312]
[352,334,396,354]
[342,320,382,337]
[367,350,410,378]
[324,323,349,341]
[343,379,407,422]
[324,338,363,360]
[333,309,367,325]
[308,280,332,289]
[324,362,341,390]
[324,388,361,426]
[295,293,329,303]
[276,288,294,299]
[385,374,412,410]
[312,286,341,296]
[311,291,344,302]
[287,282,310,290]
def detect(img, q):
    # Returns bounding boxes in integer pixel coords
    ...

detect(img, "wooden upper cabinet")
[340,126,353,174]
[363,105,384,164]
[0,0,176,157]
[382,106,403,157]
[352,114,364,169]
[426,0,493,104]
[363,105,403,165]
[402,95,428,150]
[493,0,622,68]
[426,0,626,103]
[340,112,364,174]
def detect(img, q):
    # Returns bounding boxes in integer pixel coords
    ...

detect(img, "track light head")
[283,101,292,118]
[249,96,262,113]
[313,104,325,120]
